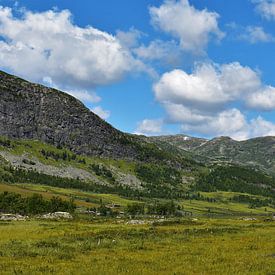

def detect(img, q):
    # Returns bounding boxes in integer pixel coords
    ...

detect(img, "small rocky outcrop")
[0,214,28,221]
[40,212,73,219]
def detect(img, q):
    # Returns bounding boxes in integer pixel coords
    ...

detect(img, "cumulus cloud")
[250,116,275,136]
[133,39,183,66]
[180,109,249,140]
[66,90,101,104]
[240,26,274,43]
[0,7,145,91]
[116,28,183,67]
[180,109,275,140]
[164,103,207,124]
[116,27,144,49]
[149,0,224,53]
[254,0,275,20]
[135,119,163,135]
[246,86,275,111]
[42,76,101,105]
[154,62,275,139]
[91,106,111,120]
[154,63,261,111]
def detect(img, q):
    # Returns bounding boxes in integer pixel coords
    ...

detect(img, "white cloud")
[116,27,144,49]
[149,0,224,53]
[0,7,144,91]
[154,63,261,111]
[154,62,275,139]
[133,39,182,65]
[116,28,183,67]
[254,0,275,20]
[180,110,275,140]
[240,26,274,43]
[135,119,163,135]
[250,116,275,137]
[42,76,101,104]
[164,103,207,124]
[246,86,275,110]
[180,109,249,140]
[91,106,110,120]
[66,90,101,104]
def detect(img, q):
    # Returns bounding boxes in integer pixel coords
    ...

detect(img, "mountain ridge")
[150,134,275,175]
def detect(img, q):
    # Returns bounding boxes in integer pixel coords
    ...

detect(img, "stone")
[0,214,28,221]
[40,212,73,219]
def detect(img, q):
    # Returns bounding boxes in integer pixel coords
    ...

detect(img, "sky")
[0,0,275,140]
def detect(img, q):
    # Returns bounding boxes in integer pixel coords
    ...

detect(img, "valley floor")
[0,218,274,274]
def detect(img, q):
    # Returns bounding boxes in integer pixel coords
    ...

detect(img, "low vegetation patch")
[0,191,75,215]
[195,165,275,198]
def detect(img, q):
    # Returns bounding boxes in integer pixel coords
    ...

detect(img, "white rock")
[0,214,28,221]
[40,212,73,219]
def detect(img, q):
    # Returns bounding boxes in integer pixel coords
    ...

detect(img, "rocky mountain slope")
[0,70,172,162]
[150,134,207,151]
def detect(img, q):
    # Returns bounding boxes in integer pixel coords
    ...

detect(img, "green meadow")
[0,218,274,274]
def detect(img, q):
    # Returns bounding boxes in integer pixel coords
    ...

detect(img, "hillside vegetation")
[0,135,274,218]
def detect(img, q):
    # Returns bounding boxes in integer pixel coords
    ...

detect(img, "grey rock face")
[0,70,138,159]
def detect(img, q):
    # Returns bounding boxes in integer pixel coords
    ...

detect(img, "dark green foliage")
[125,203,145,216]
[40,149,85,164]
[0,137,13,148]
[136,142,172,162]
[90,164,115,183]
[135,163,181,186]
[231,195,274,208]
[194,166,275,198]
[147,201,178,216]
[96,205,117,217]
[0,192,76,215]
[135,163,184,198]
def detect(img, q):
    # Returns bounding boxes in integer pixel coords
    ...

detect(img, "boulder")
[0,214,28,221]
[40,212,73,219]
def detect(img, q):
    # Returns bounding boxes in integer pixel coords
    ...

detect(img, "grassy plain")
[0,218,274,274]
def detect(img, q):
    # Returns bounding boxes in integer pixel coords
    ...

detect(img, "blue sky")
[1,0,275,140]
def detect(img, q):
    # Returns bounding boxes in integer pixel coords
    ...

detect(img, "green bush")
[126,203,145,216]
[0,192,76,215]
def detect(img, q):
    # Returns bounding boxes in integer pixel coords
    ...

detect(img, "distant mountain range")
[150,135,275,175]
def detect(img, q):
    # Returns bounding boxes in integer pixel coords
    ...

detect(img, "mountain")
[0,70,135,159]
[150,135,275,175]
[0,70,178,163]
[150,134,207,151]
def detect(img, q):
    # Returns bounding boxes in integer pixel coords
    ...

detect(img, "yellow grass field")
[0,218,274,274]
